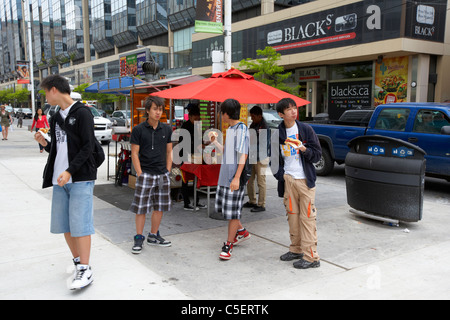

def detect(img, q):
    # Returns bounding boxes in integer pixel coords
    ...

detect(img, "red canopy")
[151,68,310,106]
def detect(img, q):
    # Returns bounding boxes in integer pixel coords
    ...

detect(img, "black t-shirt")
[130,121,172,175]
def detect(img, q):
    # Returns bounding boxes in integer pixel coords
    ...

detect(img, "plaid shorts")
[130,172,171,214]
[215,185,246,220]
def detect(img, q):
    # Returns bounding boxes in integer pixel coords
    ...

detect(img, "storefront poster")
[374,56,409,106]
[120,57,127,76]
[195,0,223,34]
[137,52,147,76]
[328,80,372,120]
[126,54,137,76]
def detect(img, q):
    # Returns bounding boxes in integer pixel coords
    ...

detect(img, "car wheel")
[314,147,334,176]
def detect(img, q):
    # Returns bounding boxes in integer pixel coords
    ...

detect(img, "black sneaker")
[243,202,257,208]
[147,231,172,247]
[132,234,145,254]
[293,258,320,269]
[251,206,266,212]
[280,251,304,261]
[197,203,207,209]
[184,204,197,211]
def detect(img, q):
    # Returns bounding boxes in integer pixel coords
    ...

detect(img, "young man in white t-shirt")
[274,98,322,269]
[35,75,99,289]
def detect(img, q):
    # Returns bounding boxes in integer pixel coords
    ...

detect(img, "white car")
[88,106,112,145]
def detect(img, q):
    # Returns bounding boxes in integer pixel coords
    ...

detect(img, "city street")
[1,119,450,300]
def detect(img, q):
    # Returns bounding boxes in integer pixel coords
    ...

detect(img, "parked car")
[88,106,113,145]
[16,108,32,119]
[263,110,283,129]
[247,109,283,129]
[110,110,131,127]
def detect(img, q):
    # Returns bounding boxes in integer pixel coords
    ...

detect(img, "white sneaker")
[70,265,93,290]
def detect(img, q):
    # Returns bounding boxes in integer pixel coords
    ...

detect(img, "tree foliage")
[73,83,125,104]
[239,46,301,96]
[0,87,30,105]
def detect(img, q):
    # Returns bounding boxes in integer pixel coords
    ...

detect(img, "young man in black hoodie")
[273,98,322,269]
[35,74,99,290]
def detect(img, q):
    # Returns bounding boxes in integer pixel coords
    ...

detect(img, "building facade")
[1,0,449,118]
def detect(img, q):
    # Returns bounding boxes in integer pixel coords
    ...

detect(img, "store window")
[330,62,372,80]
[173,27,194,68]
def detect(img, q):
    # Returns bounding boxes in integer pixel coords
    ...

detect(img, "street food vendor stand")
[150,68,310,217]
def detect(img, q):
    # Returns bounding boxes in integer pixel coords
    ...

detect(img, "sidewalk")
[1,125,450,300]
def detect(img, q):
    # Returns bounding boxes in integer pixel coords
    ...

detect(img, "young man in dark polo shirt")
[129,96,173,254]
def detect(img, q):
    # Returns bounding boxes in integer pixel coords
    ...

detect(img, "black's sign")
[405,0,447,42]
[328,80,372,120]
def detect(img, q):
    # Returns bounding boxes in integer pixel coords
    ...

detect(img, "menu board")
[199,100,216,133]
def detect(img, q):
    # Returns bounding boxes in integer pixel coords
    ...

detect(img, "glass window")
[413,109,450,134]
[374,108,410,131]
[330,62,372,80]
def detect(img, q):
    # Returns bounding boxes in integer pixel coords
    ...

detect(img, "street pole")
[224,0,232,70]
[24,0,35,115]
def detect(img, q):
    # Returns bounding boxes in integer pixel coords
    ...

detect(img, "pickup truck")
[310,103,450,181]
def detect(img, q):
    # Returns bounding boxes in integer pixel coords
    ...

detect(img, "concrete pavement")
[1,123,450,300]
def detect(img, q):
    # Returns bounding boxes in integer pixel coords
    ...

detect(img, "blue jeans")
[51,181,95,237]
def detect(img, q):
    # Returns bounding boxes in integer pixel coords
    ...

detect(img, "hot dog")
[39,128,50,134]
[285,137,302,149]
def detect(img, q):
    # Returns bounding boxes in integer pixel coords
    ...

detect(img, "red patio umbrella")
[151,68,310,106]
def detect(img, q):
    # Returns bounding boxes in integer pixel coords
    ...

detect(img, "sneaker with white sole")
[70,265,93,290]
[132,234,145,254]
[219,242,233,260]
[233,228,251,245]
[147,231,171,247]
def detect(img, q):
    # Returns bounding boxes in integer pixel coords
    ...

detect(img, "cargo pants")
[283,174,319,262]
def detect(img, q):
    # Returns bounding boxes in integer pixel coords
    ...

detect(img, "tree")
[239,46,301,96]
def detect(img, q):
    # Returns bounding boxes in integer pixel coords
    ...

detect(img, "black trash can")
[345,135,426,222]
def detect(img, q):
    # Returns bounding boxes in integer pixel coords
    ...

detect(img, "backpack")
[54,107,105,168]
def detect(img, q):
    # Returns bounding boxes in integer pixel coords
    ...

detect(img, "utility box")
[345,135,426,222]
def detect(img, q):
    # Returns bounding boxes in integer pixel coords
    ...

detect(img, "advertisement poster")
[136,52,147,76]
[126,54,137,76]
[120,57,127,76]
[328,80,372,120]
[374,56,409,106]
[195,0,223,34]
[16,60,30,84]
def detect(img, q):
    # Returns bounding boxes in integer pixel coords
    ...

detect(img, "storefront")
[191,0,449,119]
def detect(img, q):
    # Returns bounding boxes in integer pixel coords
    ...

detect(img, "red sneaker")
[219,242,233,260]
[233,228,251,245]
